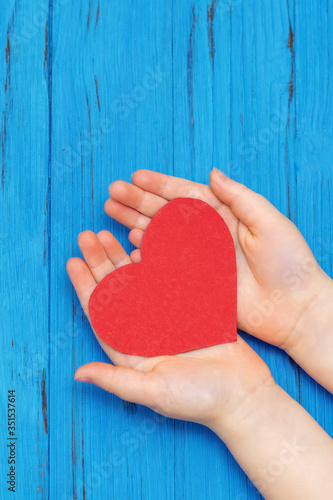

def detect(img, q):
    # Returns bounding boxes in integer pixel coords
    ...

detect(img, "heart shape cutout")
[89,198,237,356]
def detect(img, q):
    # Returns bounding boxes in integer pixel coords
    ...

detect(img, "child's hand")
[67,230,273,430]
[105,169,333,392]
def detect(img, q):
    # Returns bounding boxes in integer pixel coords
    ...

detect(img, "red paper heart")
[88,198,237,356]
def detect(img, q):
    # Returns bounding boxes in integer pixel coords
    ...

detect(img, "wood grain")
[1,0,332,499]
[0,1,50,497]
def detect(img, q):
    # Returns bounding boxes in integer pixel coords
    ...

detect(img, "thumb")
[75,362,157,407]
[210,168,286,235]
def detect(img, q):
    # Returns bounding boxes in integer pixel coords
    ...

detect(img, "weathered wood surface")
[0,1,332,499]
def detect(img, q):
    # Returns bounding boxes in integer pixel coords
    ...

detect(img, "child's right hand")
[208,169,331,351]
[105,168,333,392]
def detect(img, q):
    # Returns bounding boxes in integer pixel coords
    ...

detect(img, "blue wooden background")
[1,1,332,499]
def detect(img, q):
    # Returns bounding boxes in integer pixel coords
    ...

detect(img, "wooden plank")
[229,0,302,420]
[294,0,333,439]
[171,3,240,499]
[0,1,50,498]
[50,1,175,499]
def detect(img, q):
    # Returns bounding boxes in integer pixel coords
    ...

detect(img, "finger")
[67,249,135,369]
[130,249,142,263]
[96,230,132,268]
[78,231,115,282]
[104,198,151,230]
[209,168,286,236]
[74,362,158,407]
[128,228,144,249]
[132,169,221,209]
[109,180,168,218]
[66,257,96,316]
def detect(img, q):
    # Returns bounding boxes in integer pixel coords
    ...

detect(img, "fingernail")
[213,167,228,180]
[75,376,92,384]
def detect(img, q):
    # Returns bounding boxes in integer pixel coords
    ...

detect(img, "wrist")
[283,272,333,392]
[207,375,279,441]
[287,272,333,347]
[208,381,333,499]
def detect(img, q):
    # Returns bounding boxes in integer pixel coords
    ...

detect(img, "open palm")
[67,230,272,426]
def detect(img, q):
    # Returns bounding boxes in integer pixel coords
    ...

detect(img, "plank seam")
[47,1,53,499]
